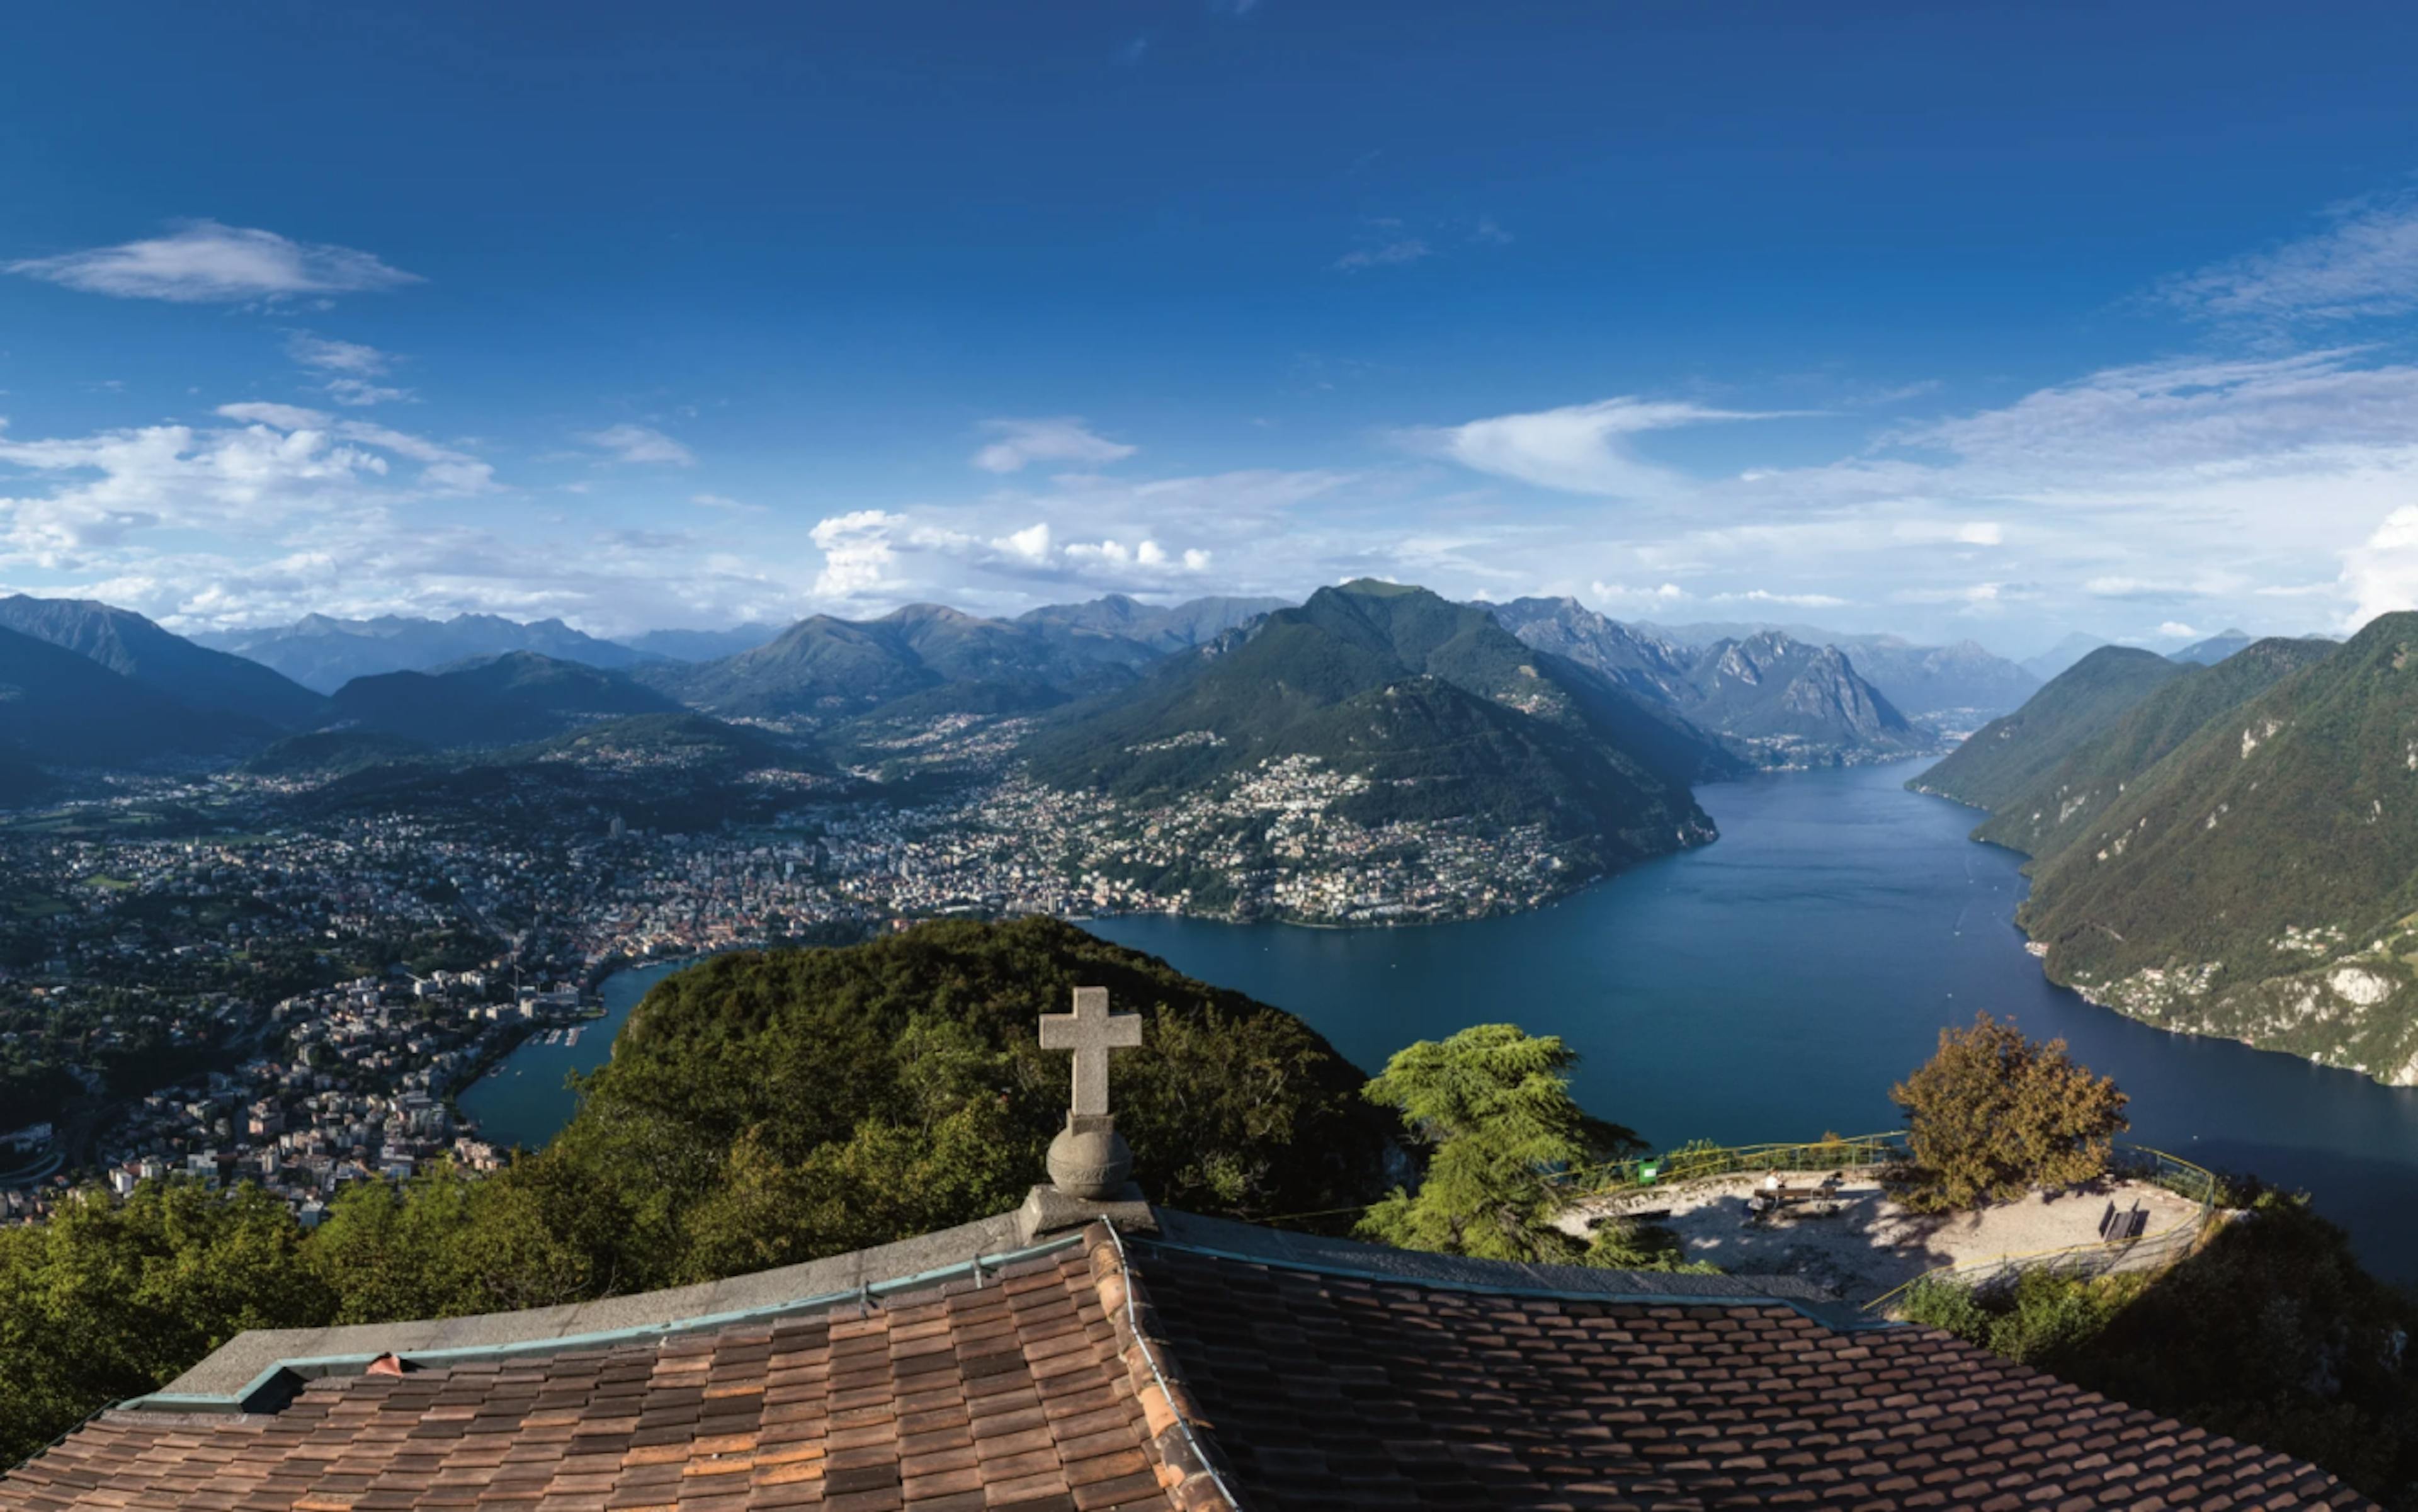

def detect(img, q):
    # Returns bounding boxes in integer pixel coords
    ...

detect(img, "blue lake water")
[458,758,2418,1278]
[454,957,694,1152]
[1087,759,2418,1280]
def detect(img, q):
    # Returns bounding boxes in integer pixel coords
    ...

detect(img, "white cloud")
[581,423,696,467]
[285,333,392,375]
[2162,192,2418,322]
[8,221,421,303]
[214,402,498,494]
[1589,581,1688,606]
[2341,506,2418,627]
[691,492,764,514]
[2156,622,2200,639]
[808,510,904,598]
[970,417,1136,474]
[1407,397,1786,497]
[996,522,1053,562]
[1334,238,1431,271]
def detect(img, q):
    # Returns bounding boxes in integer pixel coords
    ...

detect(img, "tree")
[1890,1013,2128,1212]
[1356,1023,1642,1264]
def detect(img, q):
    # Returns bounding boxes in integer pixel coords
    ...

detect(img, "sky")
[4,3,2418,657]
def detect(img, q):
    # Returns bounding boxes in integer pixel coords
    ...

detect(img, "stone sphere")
[1047,1119,1132,1200]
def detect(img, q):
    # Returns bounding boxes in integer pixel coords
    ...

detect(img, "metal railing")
[1554,1131,1910,1199]
[1859,1144,2222,1315]
[1545,1132,2224,1317]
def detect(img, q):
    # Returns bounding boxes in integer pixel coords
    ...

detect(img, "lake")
[459,758,2418,1278]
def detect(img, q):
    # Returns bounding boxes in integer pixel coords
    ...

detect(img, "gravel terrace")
[1556,1172,2206,1307]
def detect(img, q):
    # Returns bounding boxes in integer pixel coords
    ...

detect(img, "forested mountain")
[1916,620,2418,1083]
[1989,616,2418,1083]
[1025,579,1720,874]
[651,603,1150,723]
[202,613,659,693]
[326,652,683,746]
[1912,646,2187,814]
[1016,593,1291,652]
[0,594,326,727]
[0,625,268,769]
[1488,599,1921,763]
[1968,638,2338,861]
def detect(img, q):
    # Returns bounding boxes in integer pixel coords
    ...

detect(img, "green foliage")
[1903,1197,2418,1506]
[1969,638,2335,863]
[1914,645,2186,814]
[0,1182,332,1467]
[1356,1023,1642,1264]
[1582,1219,1718,1273]
[1890,1013,2128,1212]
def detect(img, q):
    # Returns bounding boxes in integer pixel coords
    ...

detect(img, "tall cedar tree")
[1357,1023,1641,1263]
[1890,1013,2128,1212]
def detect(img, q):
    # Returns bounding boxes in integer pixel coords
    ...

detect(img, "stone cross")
[1039,986,1143,1118]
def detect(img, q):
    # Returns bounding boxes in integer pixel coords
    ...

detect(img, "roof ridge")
[1084,1221,1244,1511]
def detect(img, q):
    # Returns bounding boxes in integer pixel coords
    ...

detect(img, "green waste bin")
[1637,1161,1660,1186]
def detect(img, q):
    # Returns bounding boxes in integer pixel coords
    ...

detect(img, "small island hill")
[0,990,2366,1512]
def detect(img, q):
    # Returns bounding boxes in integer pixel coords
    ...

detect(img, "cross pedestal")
[1020,987,1154,1242]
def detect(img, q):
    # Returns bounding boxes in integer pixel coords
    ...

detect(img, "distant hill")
[243,729,438,778]
[618,623,787,662]
[2019,632,2111,683]
[1968,637,2339,862]
[0,625,268,766]
[2169,628,2256,666]
[1911,646,2186,814]
[1489,600,1921,764]
[1632,617,2036,716]
[1025,580,1720,879]
[0,594,325,726]
[508,710,814,772]
[326,652,683,746]
[655,603,1149,723]
[203,613,657,693]
[1986,616,2418,1083]
[1018,593,1291,653]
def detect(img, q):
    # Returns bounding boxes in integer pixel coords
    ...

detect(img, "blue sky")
[4,3,2417,656]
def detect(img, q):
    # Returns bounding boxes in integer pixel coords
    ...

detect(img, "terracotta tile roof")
[0,1237,1186,1512]
[0,1216,2377,1511]
[1123,1234,2375,1510]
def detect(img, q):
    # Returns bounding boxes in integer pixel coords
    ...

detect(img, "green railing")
[1555,1131,1910,1198]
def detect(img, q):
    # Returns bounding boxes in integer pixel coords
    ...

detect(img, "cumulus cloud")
[581,423,696,466]
[2161,192,2418,322]
[2341,506,2418,627]
[1711,589,1851,608]
[215,403,497,494]
[1407,397,1788,497]
[8,221,421,303]
[807,510,903,598]
[2157,621,2200,639]
[970,417,1136,474]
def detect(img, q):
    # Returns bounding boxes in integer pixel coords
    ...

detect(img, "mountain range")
[195,613,663,693]
[1024,579,1720,877]
[1917,622,2418,1084]
[1638,619,2039,717]
[1491,600,1923,765]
